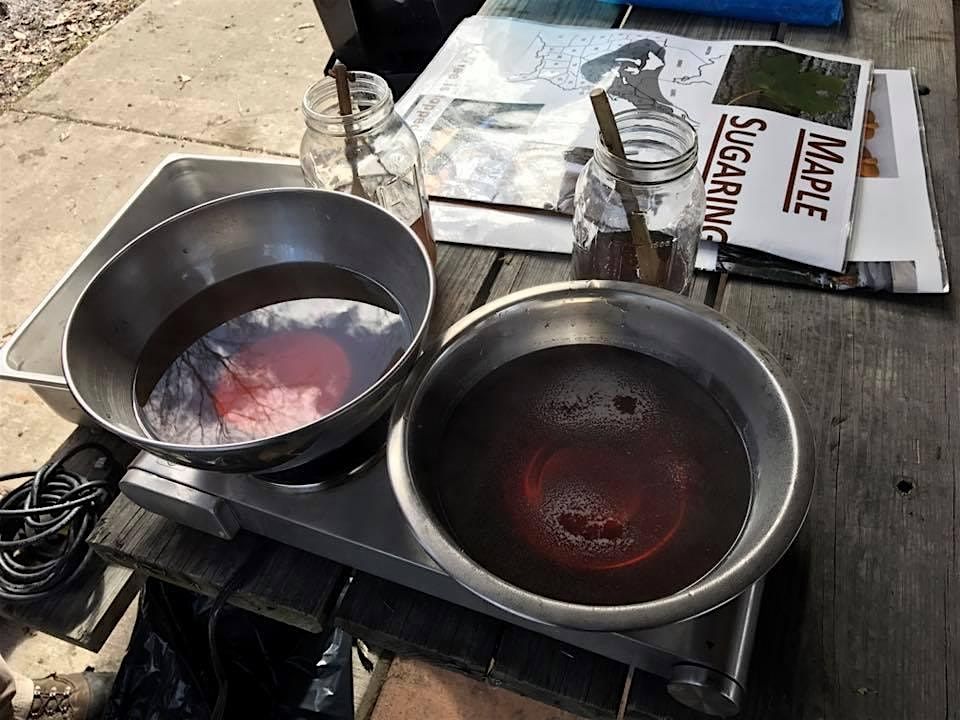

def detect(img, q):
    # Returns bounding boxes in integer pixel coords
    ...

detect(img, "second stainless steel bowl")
[389,281,815,631]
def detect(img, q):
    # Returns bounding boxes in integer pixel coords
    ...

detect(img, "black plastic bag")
[104,579,353,720]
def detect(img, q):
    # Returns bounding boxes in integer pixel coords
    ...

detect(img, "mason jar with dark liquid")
[300,71,437,263]
[572,108,704,294]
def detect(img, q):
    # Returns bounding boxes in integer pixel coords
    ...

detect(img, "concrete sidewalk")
[0,0,327,679]
[2,0,329,468]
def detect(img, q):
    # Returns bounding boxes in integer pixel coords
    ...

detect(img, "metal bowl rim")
[388,280,816,630]
[62,186,436,455]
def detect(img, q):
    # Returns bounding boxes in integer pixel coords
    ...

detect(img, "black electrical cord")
[208,549,265,720]
[0,442,118,602]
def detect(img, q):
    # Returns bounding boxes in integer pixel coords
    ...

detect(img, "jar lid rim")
[594,108,699,182]
[302,71,392,127]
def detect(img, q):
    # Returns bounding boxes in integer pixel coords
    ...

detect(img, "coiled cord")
[0,443,118,601]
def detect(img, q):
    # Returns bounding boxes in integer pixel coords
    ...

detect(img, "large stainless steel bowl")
[63,188,434,473]
[388,281,815,631]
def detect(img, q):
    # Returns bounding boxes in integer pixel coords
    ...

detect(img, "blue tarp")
[610,0,844,27]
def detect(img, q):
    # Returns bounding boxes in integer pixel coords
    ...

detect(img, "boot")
[25,672,113,720]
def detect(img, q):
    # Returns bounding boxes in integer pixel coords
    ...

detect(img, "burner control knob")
[667,664,743,718]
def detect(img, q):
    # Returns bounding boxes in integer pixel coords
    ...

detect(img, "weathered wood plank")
[486,251,723,306]
[489,627,628,719]
[714,3,960,719]
[479,0,625,27]
[336,573,502,678]
[432,244,500,332]
[0,559,141,652]
[0,426,142,650]
[625,668,705,720]
[337,573,680,720]
[487,251,570,298]
[89,493,345,633]
[621,5,774,38]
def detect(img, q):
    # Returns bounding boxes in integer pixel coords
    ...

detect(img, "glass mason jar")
[300,71,437,263]
[572,109,705,294]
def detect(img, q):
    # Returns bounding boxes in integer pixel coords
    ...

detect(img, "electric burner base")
[122,451,762,718]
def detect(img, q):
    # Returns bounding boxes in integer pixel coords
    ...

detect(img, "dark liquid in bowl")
[134,263,410,445]
[433,345,752,606]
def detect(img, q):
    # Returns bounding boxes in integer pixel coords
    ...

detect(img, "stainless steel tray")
[0,154,304,423]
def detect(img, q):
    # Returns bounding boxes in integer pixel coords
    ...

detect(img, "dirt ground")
[0,0,142,108]
[1,0,148,681]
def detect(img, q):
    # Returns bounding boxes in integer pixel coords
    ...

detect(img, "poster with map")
[696,70,947,293]
[397,16,873,271]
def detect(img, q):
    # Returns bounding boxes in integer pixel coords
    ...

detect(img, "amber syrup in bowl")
[432,345,752,606]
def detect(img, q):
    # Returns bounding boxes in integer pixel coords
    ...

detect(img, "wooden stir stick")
[331,61,352,115]
[330,61,367,200]
[588,88,661,282]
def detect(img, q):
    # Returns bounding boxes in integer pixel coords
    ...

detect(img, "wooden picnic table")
[65,0,960,717]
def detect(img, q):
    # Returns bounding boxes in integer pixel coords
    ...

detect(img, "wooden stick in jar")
[590,88,627,158]
[329,61,367,199]
[588,88,661,282]
[331,61,352,115]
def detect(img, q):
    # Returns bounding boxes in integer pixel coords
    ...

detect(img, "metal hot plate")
[250,415,391,487]
[121,451,762,717]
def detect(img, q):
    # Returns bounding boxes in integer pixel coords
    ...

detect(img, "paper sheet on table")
[403,15,873,271]
[431,70,946,293]
[693,69,948,293]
